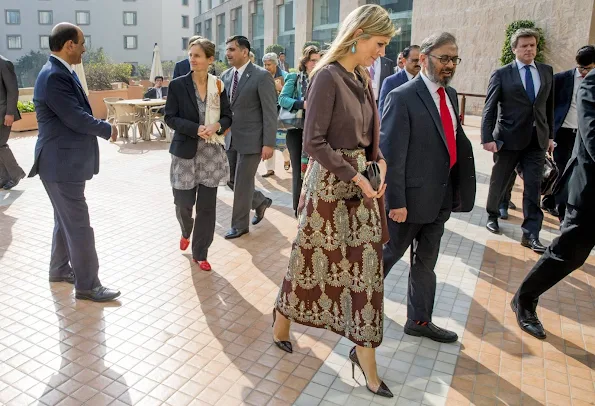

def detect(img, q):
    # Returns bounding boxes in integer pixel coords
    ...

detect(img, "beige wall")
[411,0,595,113]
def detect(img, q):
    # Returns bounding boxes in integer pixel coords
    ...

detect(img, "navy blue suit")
[173,59,191,79]
[29,56,111,291]
[378,70,409,118]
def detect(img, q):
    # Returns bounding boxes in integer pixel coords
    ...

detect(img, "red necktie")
[437,87,457,168]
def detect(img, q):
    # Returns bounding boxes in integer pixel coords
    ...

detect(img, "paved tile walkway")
[0,116,592,406]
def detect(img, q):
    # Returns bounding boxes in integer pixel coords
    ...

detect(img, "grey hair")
[510,28,539,49]
[262,52,278,64]
[420,32,457,55]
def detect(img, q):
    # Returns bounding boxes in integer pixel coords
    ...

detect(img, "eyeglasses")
[577,66,594,73]
[429,54,462,65]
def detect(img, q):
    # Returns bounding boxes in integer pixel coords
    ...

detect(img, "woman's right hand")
[197,125,209,140]
[353,174,377,199]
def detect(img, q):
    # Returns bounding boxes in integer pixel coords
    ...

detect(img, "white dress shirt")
[420,72,457,135]
[369,57,382,101]
[155,87,163,99]
[405,69,415,82]
[51,54,74,73]
[516,59,541,98]
[561,68,583,130]
[230,60,251,100]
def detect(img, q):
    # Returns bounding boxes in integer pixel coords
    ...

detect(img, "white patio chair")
[112,103,143,144]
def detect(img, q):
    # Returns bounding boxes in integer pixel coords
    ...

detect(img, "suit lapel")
[183,72,200,114]
[415,76,448,151]
[232,62,254,105]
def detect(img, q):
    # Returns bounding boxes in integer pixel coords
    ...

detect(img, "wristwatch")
[215,123,223,135]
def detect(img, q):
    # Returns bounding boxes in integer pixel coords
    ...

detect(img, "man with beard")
[380,32,476,342]
[482,28,554,253]
[378,45,421,115]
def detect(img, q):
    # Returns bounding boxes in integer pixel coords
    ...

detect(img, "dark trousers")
[0,124,25,184]
[173,185,217,261]
[499,172,516,210]
[42,180,100,291]
[514,204,595,311]
[542,127,576,217]
[226,146,267,230]
[486,131,546,237]
[382,178,453,322]
[286,128,304,216]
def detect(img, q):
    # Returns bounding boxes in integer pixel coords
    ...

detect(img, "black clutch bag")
[363,162,381,191]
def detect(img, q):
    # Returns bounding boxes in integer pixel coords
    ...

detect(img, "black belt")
[561,127,578,133]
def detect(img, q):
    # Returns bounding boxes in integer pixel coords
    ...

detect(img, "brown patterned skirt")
[275,149,384,348]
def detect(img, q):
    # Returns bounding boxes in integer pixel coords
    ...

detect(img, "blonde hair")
[310,4,396,85]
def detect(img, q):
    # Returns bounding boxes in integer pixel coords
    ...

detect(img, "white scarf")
[204,73,225,145]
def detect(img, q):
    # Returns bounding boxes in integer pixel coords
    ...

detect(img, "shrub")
[17,101,35,113]
[86,62,132,90]
[211,61,229,76]
[162,60,175,78]
[15,51,49,88]
[136,64,151,80]
[303,41,320,51]
[265,44,285,55]
[500,20,546,66]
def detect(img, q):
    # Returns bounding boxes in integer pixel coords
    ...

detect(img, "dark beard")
[427,57,454,87]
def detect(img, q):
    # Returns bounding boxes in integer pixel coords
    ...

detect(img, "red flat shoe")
[193,259,212,271]
[180,236,190,251]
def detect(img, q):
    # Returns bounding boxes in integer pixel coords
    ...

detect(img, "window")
[84,36,91,48]
[124,35,137,49]
[231,7,242,36]
[182,15,189,28]
[126,62,139,75]
[251,0,265,64]
[182,37,189,50]
[277,1,295,68]
[38,10,53,25]
[217,13,225,59]
[312,0,340,47]
[76,11,90,25]
[40,35,50,49]
[123,11,136,25]
[207,0,212,10]
[195,22,201,35]
[7,35,22,49]
[366,0,413,63]
[182,0,189,5]
[6,10,20,25]
[205,19,212,41]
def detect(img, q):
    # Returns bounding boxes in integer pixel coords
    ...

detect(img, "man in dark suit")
[0,55,26,190]
[511,69,595,340]
[378,45,421,115]
[220,36,277,239]
[144,75,168,99]
[482,28,554,253]
[368,55,395,105]
[29,23,120,302]
[381,32,476,343]
[541,45,595,219]
[173,35,201,79]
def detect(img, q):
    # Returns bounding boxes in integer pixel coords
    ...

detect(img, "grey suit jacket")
[220,62,277,154]
[481,61,554,151]
[0,55,21,122]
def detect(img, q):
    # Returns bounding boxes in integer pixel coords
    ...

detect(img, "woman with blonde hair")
[165,38,232,272]
[272,4,396,397]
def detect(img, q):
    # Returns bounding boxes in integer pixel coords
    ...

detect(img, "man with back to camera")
[378,45,421,115]
[173,35,201,79]
[29,22,120,302]
[221,35,277,239]
[381,32,476,343]
[511,68,595,340]
[482,28,554,254]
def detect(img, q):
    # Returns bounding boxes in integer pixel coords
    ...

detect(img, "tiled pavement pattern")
[0,116,592,406]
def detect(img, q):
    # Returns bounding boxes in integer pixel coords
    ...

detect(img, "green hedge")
[17,101,35,113]
[500,20,546,66]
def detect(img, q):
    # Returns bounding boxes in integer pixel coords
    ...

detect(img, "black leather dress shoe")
[252,198,272,225]
[499,207,509,219]
[224,228,249,239]
[404,319,458,343]
[508,201,517,210]
[75,286,121,302]
[486,219,500,234]
[521,236,546,254]
[49,272,75,284]
[510,300,546,339]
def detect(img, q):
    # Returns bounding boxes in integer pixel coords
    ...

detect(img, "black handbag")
[363,162,381,191]
[515,153,559,196]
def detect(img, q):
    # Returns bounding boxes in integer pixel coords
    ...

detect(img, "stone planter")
[11,112,38,132]
[127,85,145,99]
[88,89,129,119]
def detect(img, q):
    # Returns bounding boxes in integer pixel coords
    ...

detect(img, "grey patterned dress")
[170,82,229,190]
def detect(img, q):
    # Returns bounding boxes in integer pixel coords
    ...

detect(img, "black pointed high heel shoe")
[349,346,393,398]
[272,310,292,353]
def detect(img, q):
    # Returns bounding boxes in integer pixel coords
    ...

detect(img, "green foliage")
[211,61,229,76]
[500,20,546,66]
[303,41,321,51]
[265,44,285,55]
[86,62,132,91]
[162,60,175,78]
[17,101,35,113]
[136,64,151,80]
[15,50,49,88]
[82,47,110,65]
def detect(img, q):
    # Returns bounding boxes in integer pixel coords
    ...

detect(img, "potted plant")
[11,101,38,132]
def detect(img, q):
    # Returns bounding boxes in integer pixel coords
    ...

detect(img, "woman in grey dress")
[165,38,232,271]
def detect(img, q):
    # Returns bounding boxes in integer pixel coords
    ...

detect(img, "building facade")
[1,0,196,68]
[193,0,413,68]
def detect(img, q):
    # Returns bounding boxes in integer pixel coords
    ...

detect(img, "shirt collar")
[420,71,442,95]
[575,68,583,79]
[516,59,537,70]
[51,54,74,73]
[234,60,251,76]
[405,70,415,81]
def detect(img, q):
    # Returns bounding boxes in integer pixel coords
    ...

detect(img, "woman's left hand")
[199,123,220,138]
[376,159,387,198]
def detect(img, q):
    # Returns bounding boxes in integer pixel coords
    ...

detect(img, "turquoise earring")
[351,42,357,54]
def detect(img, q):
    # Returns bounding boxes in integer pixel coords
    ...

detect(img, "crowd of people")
[1,3,594,398]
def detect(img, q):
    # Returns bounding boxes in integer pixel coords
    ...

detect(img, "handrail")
[458,92,486,125]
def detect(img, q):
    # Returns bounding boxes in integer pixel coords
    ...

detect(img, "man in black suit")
[482,28,554,253]
[381,32,476,343]
[144,75,168,99]
[541,45,595,219]
[511,69,595,339]
[368,55,395,105]
[173,35,201,79]
[30,23,119,301]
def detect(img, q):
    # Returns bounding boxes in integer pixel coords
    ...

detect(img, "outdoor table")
[113,98,166,141]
